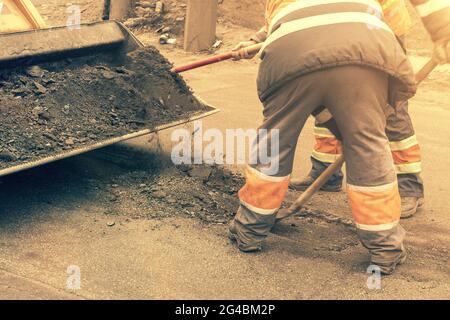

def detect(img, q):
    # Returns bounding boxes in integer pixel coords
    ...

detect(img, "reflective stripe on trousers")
[390,135,422,174]
[347,181,401,231]
[239,165,290,215]
[311,125,423,175]
[312,126,343,163]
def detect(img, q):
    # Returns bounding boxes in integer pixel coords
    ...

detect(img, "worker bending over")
[289,0,441,219]
[229,0,450,274]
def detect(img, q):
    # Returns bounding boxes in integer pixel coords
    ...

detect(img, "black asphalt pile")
[102,164,244,224]
[0,46,211,170]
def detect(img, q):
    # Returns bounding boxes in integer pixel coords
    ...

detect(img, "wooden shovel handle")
[416,58,439,85]
[276,155,345,222]
[171,43,263,73]
[171,52,233,73]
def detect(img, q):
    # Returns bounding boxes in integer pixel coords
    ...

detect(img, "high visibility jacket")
[264,0,412,36]
[256,0,418,103]
[380,0,412,36]
[259,0,450,41]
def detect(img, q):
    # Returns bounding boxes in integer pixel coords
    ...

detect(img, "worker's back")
[263,0,412,36]
[257,0,416,104]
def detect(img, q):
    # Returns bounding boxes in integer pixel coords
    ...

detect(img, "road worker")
[290,0,450,219]
[229,0,450,274]
[290,0,424,218]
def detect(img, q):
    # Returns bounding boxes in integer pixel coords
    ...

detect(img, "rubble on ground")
[101,164,244,224]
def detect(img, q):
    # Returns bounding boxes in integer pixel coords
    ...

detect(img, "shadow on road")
[0,144,169,227]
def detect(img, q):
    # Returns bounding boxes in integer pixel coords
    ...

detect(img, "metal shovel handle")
[276,155,345,222]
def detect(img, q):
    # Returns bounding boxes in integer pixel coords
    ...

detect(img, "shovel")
[0,21,219,178]
[171,43,263,73]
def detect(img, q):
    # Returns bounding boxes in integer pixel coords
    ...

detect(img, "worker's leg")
[290,122,343,192]
[293,101,424,218]
[385,101,425,218]
[323,66,406,275]
[229,75,321,251]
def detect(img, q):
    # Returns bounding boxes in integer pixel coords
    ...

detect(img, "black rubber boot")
[228,221,263,253]
[372,250,407,275]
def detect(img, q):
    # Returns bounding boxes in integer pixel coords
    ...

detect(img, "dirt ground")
[31,0,105,26]
[0,0,448,300]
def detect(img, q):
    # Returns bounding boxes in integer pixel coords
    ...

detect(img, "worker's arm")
[411,0,450,64]
[250,26,269,44]
[231,26,268,60]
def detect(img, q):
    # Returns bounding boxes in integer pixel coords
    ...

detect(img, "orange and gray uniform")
[310,0,450,197]
[253,0,440,199]
[231,0,449,272]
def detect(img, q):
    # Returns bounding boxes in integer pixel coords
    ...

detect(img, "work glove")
[433,38,450,65]
[322,118,343,141]
[312,107,343,141]
[231,40,259,60]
